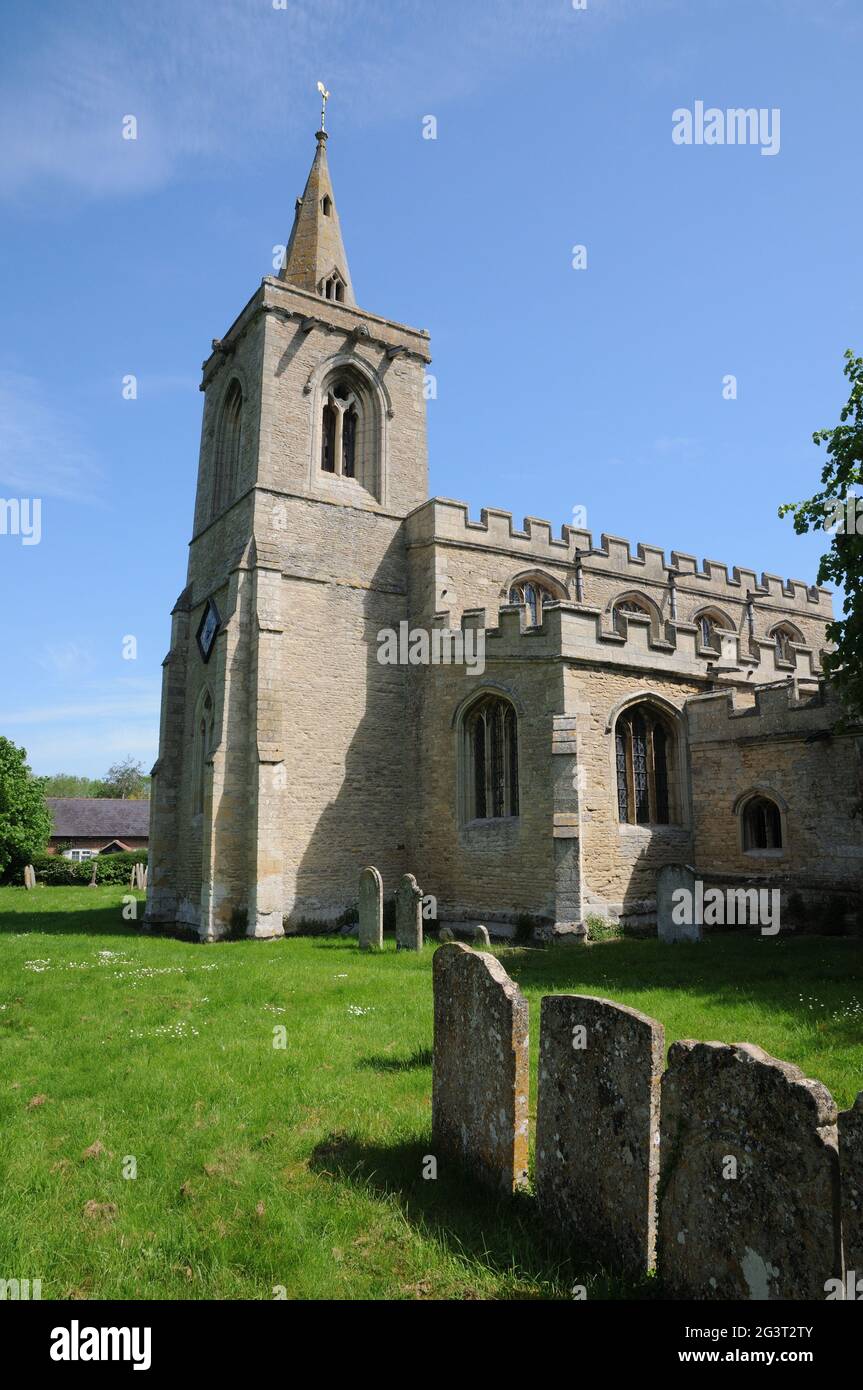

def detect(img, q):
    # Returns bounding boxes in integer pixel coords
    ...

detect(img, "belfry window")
[321,195,332,217]
[742,795,783,851]
[212,379,243,518]
[615,703,678,826]
[320,382,360,478]
[462,695,519,822]
[322,272,345,302]
[508,579,556,627]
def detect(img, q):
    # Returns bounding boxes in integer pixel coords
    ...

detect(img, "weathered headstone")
[473,924,490,946]
[23,865,35,890]
[438,926,454,943]
[88,861,98,888]
[395,873,423,951]
[658,1041,841,1299]
[432,942,529,1194]
[536,995,664,1277]
[657,863,701,943]
[357,866,383,951]
[839,1091,863,1278]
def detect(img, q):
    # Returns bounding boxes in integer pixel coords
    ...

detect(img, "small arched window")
[192,690,215,816]
[771,623,801,665]
[508,579,557,627]
[462,695,519,822]
[321,195,332,217]
[742,795,783,851]
[615,702,679,825]
[322,272,345,302]
[321,381,359,477]
[613,596,653,636]
[212,380,243,518]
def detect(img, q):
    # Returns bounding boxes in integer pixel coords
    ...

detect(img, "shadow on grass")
[309,1131,653,1300]
[356,1047,433,1073]
[0,898,146,941]
[497,934,863,1021]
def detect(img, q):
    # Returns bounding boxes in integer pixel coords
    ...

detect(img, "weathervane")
[317,81,331,133]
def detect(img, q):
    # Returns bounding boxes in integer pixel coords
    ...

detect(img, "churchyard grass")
[1,885,860,1300]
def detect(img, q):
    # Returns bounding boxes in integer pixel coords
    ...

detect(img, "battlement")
[430,602,825,684]
[407,497,833,618]
[685,677,852,742]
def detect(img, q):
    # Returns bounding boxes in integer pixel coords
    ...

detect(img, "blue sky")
[0,0,860,776]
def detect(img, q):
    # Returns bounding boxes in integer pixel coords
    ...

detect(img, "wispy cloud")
[0,372,102,501]
[0,693,160,726]
[0,0,606,201]
[34,642,96,679]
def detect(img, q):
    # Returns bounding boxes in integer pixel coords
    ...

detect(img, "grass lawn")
[1,885,861,1301]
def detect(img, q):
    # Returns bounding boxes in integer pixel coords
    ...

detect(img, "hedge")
[24,849,149,887]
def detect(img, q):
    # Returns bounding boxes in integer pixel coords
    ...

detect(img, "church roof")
[280,130,355,305]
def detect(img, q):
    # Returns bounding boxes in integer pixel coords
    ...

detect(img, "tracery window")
[321,381,359,478]
[508,579,556,627]
[615,703,678,826]
[462,695,519,822]
[771,623,801,665]
[192,690,215,817]
[613,596,652,635]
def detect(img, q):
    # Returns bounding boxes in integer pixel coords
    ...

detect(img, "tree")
[780,349,863,717]
[0,737,52,876]
[42,773,98,798]
[99,757,148,800]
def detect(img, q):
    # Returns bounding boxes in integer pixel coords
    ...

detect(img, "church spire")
[279,85,355,306]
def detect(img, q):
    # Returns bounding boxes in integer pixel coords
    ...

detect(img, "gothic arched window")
[771,622,802,665]
[614,702,679,826]
[742,795,783,851]
[508,579,557,627]
[612,596,653,636]
[192,689,215,816]
[322,272,346,302]
[695,608,733,653]
[320,380,360,478]
[212,379,243,518]
[462,695,519,822]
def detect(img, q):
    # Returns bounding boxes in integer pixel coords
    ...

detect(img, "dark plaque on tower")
[196,598,221,664]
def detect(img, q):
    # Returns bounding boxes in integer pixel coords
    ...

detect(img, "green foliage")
[0,737,52,876]
[779,348,863,716]
[585,913,623,942]
[42,773,98,798]
[28,849,148,887]
[42,762,151,801]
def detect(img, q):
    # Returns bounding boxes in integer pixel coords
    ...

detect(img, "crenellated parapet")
[430,599,826,685]
[685,676,855,742]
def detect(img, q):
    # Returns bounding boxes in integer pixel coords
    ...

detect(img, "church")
[144,121,861,942]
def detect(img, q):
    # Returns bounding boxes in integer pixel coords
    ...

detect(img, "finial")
[316,80,331,134]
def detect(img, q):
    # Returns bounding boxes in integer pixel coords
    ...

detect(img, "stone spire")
[279,129,355,305]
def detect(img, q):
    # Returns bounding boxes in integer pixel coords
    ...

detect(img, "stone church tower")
[146,125,431,939]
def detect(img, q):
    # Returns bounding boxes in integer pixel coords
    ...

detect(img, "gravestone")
[432,943,529,1194]
[357,866,383,951]
[88,861,98,888]
[657,863,701,943]
[839,1091,863,1277]
[438,926,454,943]
[536,995,664,1276]
[658,1041,841,1299]
[395,873,423,951]
[23,865,35,890]
[473,925,490,946]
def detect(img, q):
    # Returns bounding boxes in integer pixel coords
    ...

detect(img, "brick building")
[46,798,150,860]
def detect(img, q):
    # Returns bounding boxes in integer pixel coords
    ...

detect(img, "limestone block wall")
[687,679,863,893]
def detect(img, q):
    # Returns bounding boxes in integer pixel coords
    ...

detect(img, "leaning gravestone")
[839,1091,863,1277]
[438,926,454,943]
[657,863,701,942]
[395,873,423,951]
[358,866,383,951]
[432,943,529,1194]
[473,925,490,946]
[658,1041,841,1299]
[536,995,664,1277]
